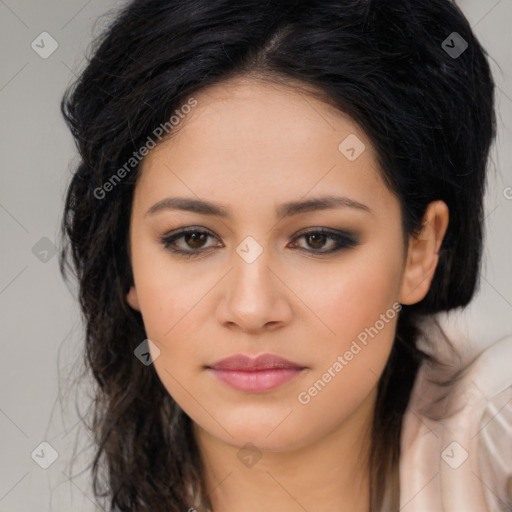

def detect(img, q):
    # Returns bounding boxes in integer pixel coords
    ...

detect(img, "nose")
[215,246,293,335]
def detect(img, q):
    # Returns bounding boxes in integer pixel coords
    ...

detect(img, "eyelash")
[160,227,359,259]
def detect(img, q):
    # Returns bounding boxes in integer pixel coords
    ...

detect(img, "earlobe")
[126,285,141,311]
[399,200,449,305]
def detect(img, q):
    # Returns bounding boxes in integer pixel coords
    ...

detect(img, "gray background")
[1,0,511,510]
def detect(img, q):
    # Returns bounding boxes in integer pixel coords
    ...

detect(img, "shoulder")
[467,336,512,512]
[399,334,512,512]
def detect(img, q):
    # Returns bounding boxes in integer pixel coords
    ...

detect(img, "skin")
[126,76,449,512]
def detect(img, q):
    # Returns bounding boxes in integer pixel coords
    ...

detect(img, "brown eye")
[290,229,359,254]
[305,233,328,250]
[183,231,208,249]
[161,227,359,259]
[161,228,219,257]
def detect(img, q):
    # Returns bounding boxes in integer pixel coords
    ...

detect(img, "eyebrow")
[145,195,373,219]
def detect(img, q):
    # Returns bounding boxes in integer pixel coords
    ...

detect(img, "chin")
[200,416,315,453]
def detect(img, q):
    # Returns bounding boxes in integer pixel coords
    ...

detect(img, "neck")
[192,387,375,512]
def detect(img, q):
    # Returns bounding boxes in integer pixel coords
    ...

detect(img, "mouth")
[206,353,307,393]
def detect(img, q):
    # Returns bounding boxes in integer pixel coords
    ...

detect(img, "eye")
[289,228,359,255]
[161,227,220,258]
[160,227,359,258]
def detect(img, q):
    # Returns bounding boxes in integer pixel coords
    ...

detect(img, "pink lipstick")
[206,353,306,392]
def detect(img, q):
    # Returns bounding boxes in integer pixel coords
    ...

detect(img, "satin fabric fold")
[400,334,512,512]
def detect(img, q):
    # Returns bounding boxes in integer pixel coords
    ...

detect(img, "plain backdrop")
[1,0,511,510]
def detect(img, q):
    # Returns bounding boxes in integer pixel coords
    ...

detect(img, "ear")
[126,285,141,311]
[399,200,449,305]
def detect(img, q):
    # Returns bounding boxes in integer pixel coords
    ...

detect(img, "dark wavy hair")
[58,0,496,510]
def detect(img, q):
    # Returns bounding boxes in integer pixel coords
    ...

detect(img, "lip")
[208,353,304,371]
[206,353,307,393]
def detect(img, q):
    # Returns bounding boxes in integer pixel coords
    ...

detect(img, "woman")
[58,0,512,510]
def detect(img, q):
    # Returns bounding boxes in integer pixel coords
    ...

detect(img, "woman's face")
[126,77,427,452]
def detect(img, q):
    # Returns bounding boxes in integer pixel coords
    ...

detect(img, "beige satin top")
[400,334,512,512]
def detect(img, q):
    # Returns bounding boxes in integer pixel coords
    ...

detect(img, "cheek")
[131,255,215,391]
[306,243,403,353]
[131,241,199,340]
[135,273,201,405]
[294,245,402,402]
[292,278,399,446]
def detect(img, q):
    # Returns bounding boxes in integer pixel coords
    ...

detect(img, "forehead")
[135,76,394,222]
[175,76,369,151]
